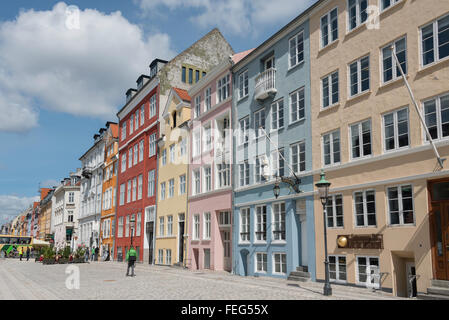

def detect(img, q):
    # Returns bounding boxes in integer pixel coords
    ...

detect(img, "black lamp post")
[315,170,332,296]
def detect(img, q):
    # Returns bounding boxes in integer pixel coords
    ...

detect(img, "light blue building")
[231,14,315,280]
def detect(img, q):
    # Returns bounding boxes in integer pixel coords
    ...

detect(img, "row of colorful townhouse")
[4,0,447,299]
[110,0,449,298]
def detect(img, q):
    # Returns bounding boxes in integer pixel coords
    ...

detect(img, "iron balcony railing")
[255,68,277,100]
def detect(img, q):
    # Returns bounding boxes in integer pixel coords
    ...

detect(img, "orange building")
[99,122,119,260]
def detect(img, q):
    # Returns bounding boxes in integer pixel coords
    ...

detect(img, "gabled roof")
[232,49,255,64]
[162,87,191,120]
[173,88,191,103]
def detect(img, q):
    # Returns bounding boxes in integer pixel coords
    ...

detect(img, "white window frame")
[133,144,138,165]
[203,123,212,152]
[129,115,134,134]
[382,107,409,152]
[139,140,144,162]
[381,36,407,84]
[148,170,155,198]
[349,119,372,160]
[193,214,200,240]
[347,0,368,32]
[238,70,249,100]
[353,190,377,228]
[239,160,250,187]
[329,255,347,283]
[119,184,125,206]
[255,252,268,273]
[320,7,338,49]
[193,130,201,157]
[179,174,186,195]
[240,207,250,243]
[216,163,230,189]
[169,144,175,163]
[387,184,415,226]
[272,202,286,242]
[239,116,250,145]
[420,13,449,67]
[193,170,201,195]
[423,93,449,142]
[149,133,156,157]
[326,194,344,228]
[380,0,401,11]
[167,215,173,236]
[291,141,306,174]
[217,73,230,103]
[270,99,284,132]
[140,105,145,126]
[255,205,267,243]
[322,130,341,167]
[356,256,380,289]
[150,95,157,118]
[161,149,166,166]
[288,31,304,69]
[121,154,126,173]
[321,71,339,109]
[132,177,137,202]
[160,182,166,201]
[273,252,287,275]
[290,87,305,124]
[127,180,131,203]
[159,217,164,237]
[348,55,370,97]
[168,179,174,198]
[128,148,133,169]
[254,108,266,140]
[203,166,212,192]
[194,95,201,119]
[205,87,212,112]
[203,212,211,240]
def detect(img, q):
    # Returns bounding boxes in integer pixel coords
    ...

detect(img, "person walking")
[126,246,137,277]
[84,249,89,263]
[26,247,30,261]
[95,247,99,261]
[91,247,95,261]
[18,247,23,261]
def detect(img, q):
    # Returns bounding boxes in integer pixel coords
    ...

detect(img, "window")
[204,167,212,192]
[205,87,211,111]
[239,161,250,187]
[322,71,339,108]
[217,74,230,103]
[179,139,186,157]
[161,149,166,166]
[158,249,164,264]
[271,100,284,131]
[329,255,347,282]
[271,149,285,178]
[194,95,201,118]
[189,68,193,84]
[167,216,173,236]
[139,140,144,162]
[148,170,155,197]
[182,67,186,83]
[349,56,370,97]
[255,156,267,184]
[159,217,164,236]
[133,144,138,165]
[121,154,126,173]
[383,108,409,151]
[273,253,287,274]
[149,133,156,157]
[138,175,143,200]
[120,184,125,205]
[130,115,134,134]
[140,106,145,126]
[321,8,338,48]
[289,31,304,68]
[160,182,166,200]
[193,170,201,195]
[291,142,306,173]
[193,130,201,157]
[132,177,137,202]
[240,208,250,242]
[357,256,380,288]
[350,120,372,159]
[290,87,305,123]
[118,217,123,238]
[254,108,266,139]
[203,124,212,152]
[255,205,267,242]
[387,185,414,225]
[239,117,250,145]
[382,37,407,83]
[127,180,131,203]
[150,95,157,118]
[354,190,376,227]
[216,164,230,188]
[195,70,200,83]
[219,211,231,226]
[121,122,127,141]
[323,130,340,166]
[326,194,344,228]
[421,14,449,66]
[381,0,401,11]
[256,253,267,273]
[135,110,139,129]
[179,175,186,195]
[238,70,249,100]
[125,216,130,237]
[169,144,175,163]
[168,179,174,198]
[273,202,286,241]
[128,149,133,169]
[68,192,74,203]
[203,212,211,240]
[424,93,449,141]
[193,215,200,240]
[348,0,368,31]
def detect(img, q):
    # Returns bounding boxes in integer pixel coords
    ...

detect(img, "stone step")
[287,275,310,282]
[431,279,449,289]
[296,266,308,272]
[427,286,449,296]
[289,271,310,278]
[418,293,449,300]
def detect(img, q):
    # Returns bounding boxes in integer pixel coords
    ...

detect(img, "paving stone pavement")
[0,258,407,300]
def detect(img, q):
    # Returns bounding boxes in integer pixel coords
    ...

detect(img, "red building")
[115,61,165,263]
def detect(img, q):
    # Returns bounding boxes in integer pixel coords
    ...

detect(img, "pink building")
[187,51,253,272]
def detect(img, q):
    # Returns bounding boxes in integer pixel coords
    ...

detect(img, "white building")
[52,170,81,251]
[79,129,106,252]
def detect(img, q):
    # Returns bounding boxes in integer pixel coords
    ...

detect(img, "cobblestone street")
[0,259,406,300]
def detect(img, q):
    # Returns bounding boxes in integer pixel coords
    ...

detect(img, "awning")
[32,239,51,247]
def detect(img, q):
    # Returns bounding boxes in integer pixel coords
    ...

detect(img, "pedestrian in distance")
[26,247,30,261]
[84,249,89,263]
[91,247,95,261]
[95,247,99,261]
[126,246,137,277]
[19,247,23,261]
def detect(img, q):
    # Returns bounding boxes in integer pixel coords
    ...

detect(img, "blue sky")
[0,0,316,224]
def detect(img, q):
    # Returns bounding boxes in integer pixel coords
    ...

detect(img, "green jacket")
[126,248,137,261]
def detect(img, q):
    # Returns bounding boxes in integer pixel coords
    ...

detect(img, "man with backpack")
[126,246,137,277]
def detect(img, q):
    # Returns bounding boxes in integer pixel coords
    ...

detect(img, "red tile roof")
[232,49,255,64]
[173,88,191,102]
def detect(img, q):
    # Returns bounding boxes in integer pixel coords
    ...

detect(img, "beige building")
[155,88,191,266]
[309,0,449,297]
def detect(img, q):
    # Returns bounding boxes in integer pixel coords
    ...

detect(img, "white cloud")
[0,2,176,132]
[138,0,317,35]
[0,195,39,224]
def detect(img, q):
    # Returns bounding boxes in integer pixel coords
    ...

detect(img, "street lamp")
[130,216,135,247]
[315,170,332,296]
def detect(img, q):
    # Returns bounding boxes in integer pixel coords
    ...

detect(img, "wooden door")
[430,202,449,280]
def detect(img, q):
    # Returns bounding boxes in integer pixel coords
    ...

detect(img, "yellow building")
[100,122,119,260]
[309,0,449,297]
[155,88,191,266]
[39,189,55,241]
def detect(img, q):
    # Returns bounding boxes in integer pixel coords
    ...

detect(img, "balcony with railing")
[254,68,277,100]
